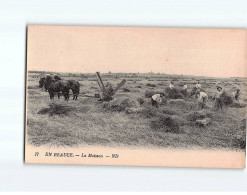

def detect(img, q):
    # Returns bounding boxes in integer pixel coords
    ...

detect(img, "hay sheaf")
[186,110,212,122]
[164,87,184,99]
[150,115,181,133]
[137,106,185,132]
[38,103,90,116]
[38,103,76,116]
[220,91,233,106]
[169,115,187,126]
[103,97,139,112]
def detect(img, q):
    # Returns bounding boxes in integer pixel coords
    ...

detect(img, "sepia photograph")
[25,25,246,168]
[2,0,247,192]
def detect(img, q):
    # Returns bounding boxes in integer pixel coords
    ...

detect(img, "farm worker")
[180,83,188,97]
[232,89,240,102]
[211,85,224,110]
[169,81,174,90]
[195,90,208,109]
[151,93,164,108]
[195,81,201,89]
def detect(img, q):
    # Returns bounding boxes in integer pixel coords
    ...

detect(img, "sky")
[27,26,247,78]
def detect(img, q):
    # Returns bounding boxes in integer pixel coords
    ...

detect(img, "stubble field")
[26,71,247,151]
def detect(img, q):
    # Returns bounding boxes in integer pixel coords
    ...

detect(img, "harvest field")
[26,71,247,150]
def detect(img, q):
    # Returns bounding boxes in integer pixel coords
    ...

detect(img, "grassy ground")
[26,72,247,150]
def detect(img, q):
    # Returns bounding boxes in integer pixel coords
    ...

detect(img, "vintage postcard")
[25,25,246,168]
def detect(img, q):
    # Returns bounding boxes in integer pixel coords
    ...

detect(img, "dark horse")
[39,75,62,91]
[39,77,46,90]
[44,76,70,100]
[48,80,70,100]
[45,76,70,101]
[39,76,79,100]
[67,80,80,100]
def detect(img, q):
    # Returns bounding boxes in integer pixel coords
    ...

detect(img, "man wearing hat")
[195,81,202,89]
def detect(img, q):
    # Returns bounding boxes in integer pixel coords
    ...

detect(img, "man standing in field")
[211,86,224,110]
[195,81,201,89]
[151,93,164,108]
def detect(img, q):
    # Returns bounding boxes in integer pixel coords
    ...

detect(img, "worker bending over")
[151,93,165,108]
[195,90,208,109]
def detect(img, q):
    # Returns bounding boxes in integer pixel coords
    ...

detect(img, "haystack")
[150,115,181,133]
[219,91,233,106]
[38,103,76,116]
[165,87,183,99]
[103,97,139,112]
[186,110,212,122]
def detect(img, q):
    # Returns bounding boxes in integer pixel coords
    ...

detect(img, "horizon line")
[27,69,247,79]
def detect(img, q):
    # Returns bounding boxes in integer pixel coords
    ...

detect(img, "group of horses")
[39,75,80,100]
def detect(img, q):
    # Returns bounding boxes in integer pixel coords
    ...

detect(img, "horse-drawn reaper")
[39,72,125,101]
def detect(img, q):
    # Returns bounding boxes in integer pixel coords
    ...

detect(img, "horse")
[39,75,61,90]
[67,80,80,100]
[47,80,70,101]
[42,76,69,100]
[39,76,80,100]
[39,77,46,90]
